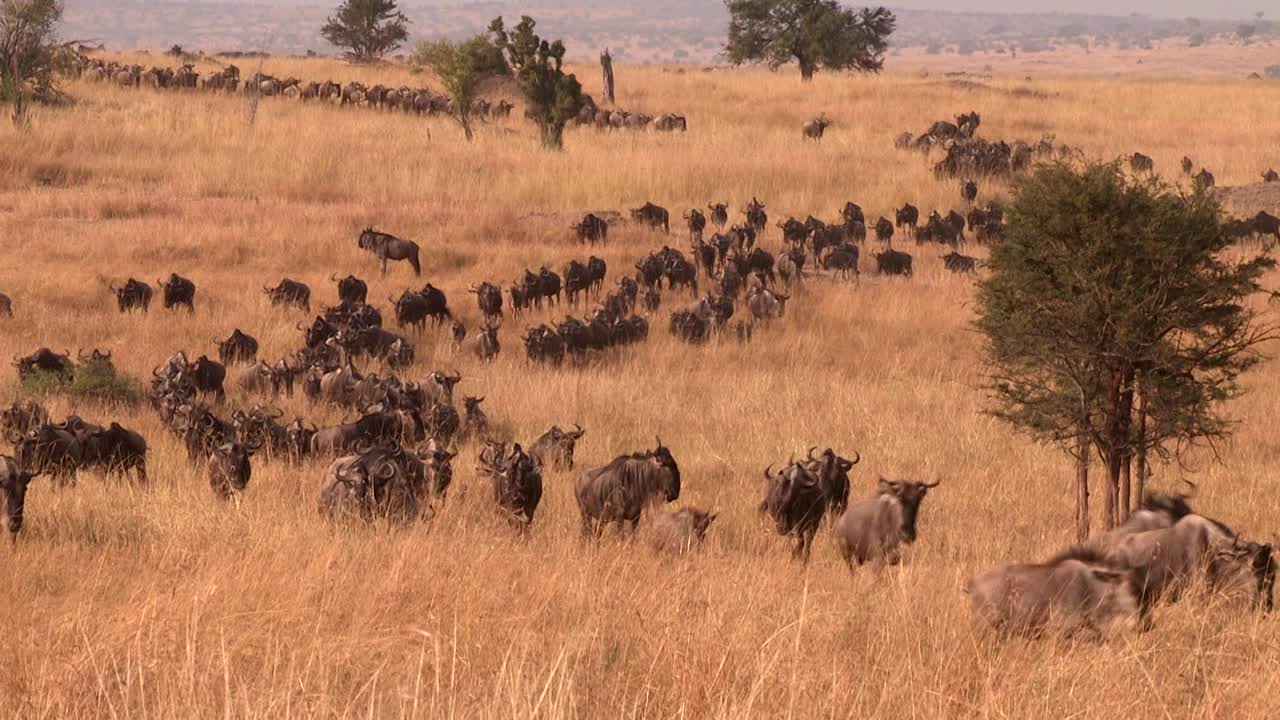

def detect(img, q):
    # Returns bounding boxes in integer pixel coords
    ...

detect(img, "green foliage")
[723,0,895,80]
[488,16,585,150]
[20,360,144,408]
[413,35,508,142]
[0,0,64,121]
[976,161,1275,524]
[320,0,409,61]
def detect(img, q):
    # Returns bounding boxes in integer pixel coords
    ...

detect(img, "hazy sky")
[885,0,1266,19]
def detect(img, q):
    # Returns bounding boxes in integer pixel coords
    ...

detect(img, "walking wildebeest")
[875,249,913,277]
[473,320,500,362]
[961,180,978,205]
[631,202,670,233]
[263,278,311,311]
[111,278,153,313]
[895,204,919,237]
[332,273,368,304]
[575,438,680,537]
[528,424,585,471]
[803,447,860,515]
[15,424,82,483]
[318,445,421,523]
[760,461,827,562]
[158,273,196,312]
[358,228,422,276]
[1130,152,1154,174]
[966,549,1140,639]
[708,203,729,230]
[683,208,706,242]
[217,329,259,365]
[649,508,716,554]
[0,456,38,543]
[470,282,503,320]
[573,213,609,245]
[835,478,939,567]
[942,252,978,273]
[874,216,894,244]
[81,422,148,482]
[484,441,544,530]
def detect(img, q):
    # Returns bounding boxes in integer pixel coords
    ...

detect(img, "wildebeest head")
[0,457,39,541]
[878,478,939,543]
[650,437,680,502]
[2,400,48,444]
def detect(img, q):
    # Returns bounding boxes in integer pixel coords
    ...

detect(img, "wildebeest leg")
[381,255,388,276]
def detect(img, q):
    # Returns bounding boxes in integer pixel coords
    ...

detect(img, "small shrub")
[19,360,144,408]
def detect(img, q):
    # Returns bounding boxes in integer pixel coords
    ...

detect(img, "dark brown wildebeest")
[649,508,716,554]
[332,273,368,304]
[631,202,670,233]
[263,278,311,311]
[744,197,768,235]
[966,549,1140,639]
[1130,152,1154,174]
[186,355,227,401]
[564,260,591,306]
[217,328,259,365]
[461,396,488,439]
[874,216,894,244]
[484,441,543,530]
[1,400,48,444]
[708,203,729,230]
[895,204,919,237]
[111,278,153,313]
[469,282,503,320]
[13,348,73,382]
[318,445,421,523]
[822,247,859,280]
[158,273,196,313]
[573,213,609,245]
[15,424,82,483]
[961,180,978,205]
[0,291,12,318]
[417,437,456,499]
[528,424,585,471]
[81,422,148,482]
[875,249,913,277]
[358,228,422,276]
[0,456,38,543]
[683,208,707,243]
[1181,156,1194,175]
[835,478,939,567]
[802,447,860,515]
[942,252,979,273]
[451,319,466,344]
[575,438,680,537]
[1264,168,1279,183]
[1194,168,1215,188]
[802,115,831,140]
[760,461,826,562]
[1254,211,1280,240]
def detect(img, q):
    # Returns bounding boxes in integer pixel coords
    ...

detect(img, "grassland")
[1,56,1280,718]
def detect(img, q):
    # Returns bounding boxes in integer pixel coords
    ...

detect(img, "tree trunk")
[1135,373,1148,505]
[460,113,473,143]
[540,122,564,150]
[600,49,615,105]
[1102,369,1121,530]
[1076,423,1091,543]
[9,57,25,129]
[1117,365,1135,522]
[799,60,816,81]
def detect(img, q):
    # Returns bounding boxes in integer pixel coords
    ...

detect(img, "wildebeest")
[470,282,503,320]
[743,198,768,235]
[317,444,421,523]
[649,508,716,554]
[895,204,919,237]
[631,202,670,233]
[746,287,789,322]
[474,320,500,362]
[484,441,543,530]
[13,348,73,382]
[0,455,38,543]
[708,202,729,230]
[803,447,860,515]
[1254,211,1280,240]
[528,424,585,471]
[111,278,153,313]
[461,396,488,439]
[332,273,368,304]
[358,228,422,276]
[1194,168,1215,188]
[1264,168,1280,183]
[15,424,82,483]
[875,249,913,277]
[942,252,978,273]
[1130,152,1153,174]
[1,400,48,444]
[575,438,680,537]
[81,422,148,481]
[874,216,894,244]
[186,355,227,401]
[683,208,707,242]
[835,478,939,567]
[158,273,196,312]
[961,180,978,205]
[653,113,687,132]
[760,461,826,562]
[573,213,609,245]
[217,329,258,365]
[1182,156,1194,175]
[966,550,1140,639]
[263,278,311,311]
[802,115,831,140]
[822,247,859,280]
[0,291,10,318]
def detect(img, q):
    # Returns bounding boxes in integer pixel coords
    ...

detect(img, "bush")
[1265,65,1280,79]
[19,360,144,408]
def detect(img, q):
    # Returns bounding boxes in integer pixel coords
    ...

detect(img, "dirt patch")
[1217,182,1280,218]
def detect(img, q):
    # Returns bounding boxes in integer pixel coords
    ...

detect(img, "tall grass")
[0,57,1278,718]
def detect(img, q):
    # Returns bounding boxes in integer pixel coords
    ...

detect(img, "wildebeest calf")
[208,442,253,500]
[649,508,716,554]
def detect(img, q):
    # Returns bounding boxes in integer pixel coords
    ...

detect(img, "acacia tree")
[488,16,585,150]
[723,0,895,81]
[320,0,409,61]
[413,35,507,142]
[976,161,1275,541]
[0,0,63,127]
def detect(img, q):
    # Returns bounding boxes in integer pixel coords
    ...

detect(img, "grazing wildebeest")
[13,348,74,381]
[1130,152,1154,174]
[332,273,368,304]
[760,461,826,562]
[111,278,153,313]
[683,208,707,242]
[158,273,196,312]
[631,202,670,233]
[875,249,913,277]
[874,216,894,244]
[0,291,10,318]
[649,508,716,555]
[895,204,919,237]
[217,329,258,365]
[802,115,831,140]
[835,478,939,567]
[573,213,609,245]
[942,252,979,273]
[708,203,729,230]
[263,278,311,311]
[0,456,38,543]
[485,441,544,530]
[823,247,859,280]
[575,438,680,537]
[469,282,503,320]
[528,424,585,471]
[1,400,48,444]
[358,228,422,276]
[967,550,1140,639]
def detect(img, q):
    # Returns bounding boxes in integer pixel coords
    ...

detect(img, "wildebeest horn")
[330,273,339,282]
[849,450,861,466]
[806,446,818,461]
[1182,478,1198,498]
[655,435,663,449]
[924,479,941,488]
[764,463,775,480]
[573,423,584,436]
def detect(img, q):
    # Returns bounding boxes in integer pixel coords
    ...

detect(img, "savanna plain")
[2,56,1280,718]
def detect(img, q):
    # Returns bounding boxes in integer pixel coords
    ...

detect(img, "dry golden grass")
[2,57,1280,718]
